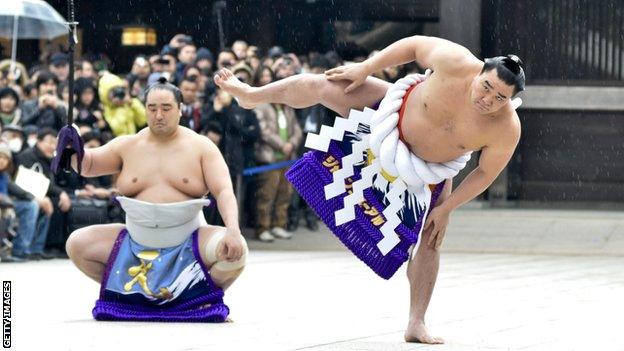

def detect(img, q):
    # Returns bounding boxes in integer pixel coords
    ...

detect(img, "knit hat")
[196,47,214,63]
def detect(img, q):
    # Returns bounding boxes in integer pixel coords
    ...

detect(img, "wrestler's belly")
[401,126,470,163]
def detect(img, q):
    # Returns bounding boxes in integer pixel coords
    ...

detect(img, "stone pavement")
[248,205,624,256]
[1,207,623,351]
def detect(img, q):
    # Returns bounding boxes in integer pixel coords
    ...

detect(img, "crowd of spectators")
[0,33,418,263]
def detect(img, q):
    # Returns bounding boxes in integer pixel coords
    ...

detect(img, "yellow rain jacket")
[98,73,146,136]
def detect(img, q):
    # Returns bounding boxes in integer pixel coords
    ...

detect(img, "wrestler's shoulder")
[179,127,218,149]
[107,133,138,148]
[445,57,483,77]
[491,108,521,138]
[433,43,482,75]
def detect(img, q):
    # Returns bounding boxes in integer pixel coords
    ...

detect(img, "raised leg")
[214,68,390,117]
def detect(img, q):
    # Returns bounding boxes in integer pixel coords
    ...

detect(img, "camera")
[111,86,126,100]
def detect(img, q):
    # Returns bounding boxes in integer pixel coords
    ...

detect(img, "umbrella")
[0,0,68,75]
[0,0,79,175]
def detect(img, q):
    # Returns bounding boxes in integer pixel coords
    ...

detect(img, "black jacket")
[20,99,66,131]
[203,100,260,174]
[14,146,64,198]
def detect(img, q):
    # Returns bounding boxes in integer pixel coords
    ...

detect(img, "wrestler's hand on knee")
[325,62,370,93]
[425,206,450,250]
[218,228,245,262]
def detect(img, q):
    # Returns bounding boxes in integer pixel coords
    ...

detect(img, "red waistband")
[398,83,418,143]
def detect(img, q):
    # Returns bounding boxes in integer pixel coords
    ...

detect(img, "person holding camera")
[20,71,66,131]
[97,73,146,136]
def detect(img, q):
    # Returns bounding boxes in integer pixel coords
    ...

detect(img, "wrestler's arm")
[439,118,521,212]
[326,35,478,91]
[200,137,244,260]
[364,35,476,73]
[202,147,239,231]
[424,117,520,249]
[71,136,126,177]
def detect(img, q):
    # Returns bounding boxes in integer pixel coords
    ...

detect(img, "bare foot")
[213,68,258,109]
[404,320,444,344]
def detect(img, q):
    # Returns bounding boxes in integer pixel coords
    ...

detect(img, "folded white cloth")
[116,196,210,248]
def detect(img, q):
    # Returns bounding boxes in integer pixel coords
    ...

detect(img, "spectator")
[253,65,276,87]
[126,56,151,99]
[80,60,98,81]
[1,124,26,155]
[196,47,214,75]
[182,65,202,82]
[232,63,253,86]
[0,87,21,126]
[232,40,249,60]
[0,60,30,92]
[1,142,54,261]
[98,73,146,136]
[15,128,71,258]
[58,81,70,108]
[216,49,238,70]
[201,87,259,226]
[205,87,260,185]
[252,101,302,242]
[176,43,197,80]
[48,52,70,82]
[163,33,193,55]
[20,71,66,131]
[74,78,106,131]
[22,83,37,103]
[178,77,204,132]
[0,142,21,262]
[267,46,285,60]
[149,55,167,73]
[161,54,178,83]
[23,125,38,149]
[273,55,299,80]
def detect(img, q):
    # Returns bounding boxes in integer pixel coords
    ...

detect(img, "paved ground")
[2,207,624,351]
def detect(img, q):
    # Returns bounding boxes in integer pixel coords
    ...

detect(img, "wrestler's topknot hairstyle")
[481,54,525,97]
[144,76,183,105]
